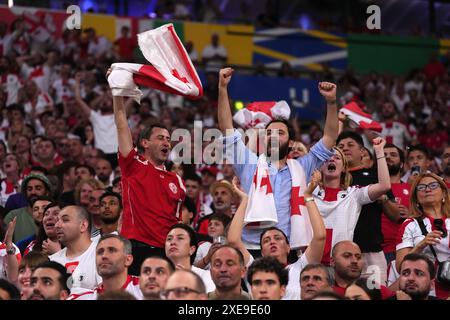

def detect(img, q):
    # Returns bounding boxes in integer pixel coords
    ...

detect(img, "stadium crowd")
[0,14,449,301]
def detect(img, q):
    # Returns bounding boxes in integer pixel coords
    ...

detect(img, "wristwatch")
[305,197,315,203]
[6,247,15,255]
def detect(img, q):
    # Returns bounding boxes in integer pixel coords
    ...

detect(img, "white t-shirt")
[50,241,102,293]
[52,78,76,104]
[192,265,216,293]
[201,44,227,72]
[313,186,373,264]
[380,121,411,150]
[89,110,118,154]
[247,253,309,300]
[396,216,450,263]
[67,275,143,300]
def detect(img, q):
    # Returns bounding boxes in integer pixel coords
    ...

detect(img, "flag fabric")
[244,155,312,249]
[233,101,291,129]
[340,101,382,132]
[107,23,202,104]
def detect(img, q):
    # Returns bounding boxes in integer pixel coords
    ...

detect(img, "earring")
[443,198,445,203]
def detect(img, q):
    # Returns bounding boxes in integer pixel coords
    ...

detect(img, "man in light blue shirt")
[217,67,339,249]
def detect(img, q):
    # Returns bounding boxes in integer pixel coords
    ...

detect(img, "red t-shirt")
[381,182,411,254]
[119,149,185,247]
[114,37,137,60]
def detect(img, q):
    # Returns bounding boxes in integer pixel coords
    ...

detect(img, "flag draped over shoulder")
[107,23,203,103]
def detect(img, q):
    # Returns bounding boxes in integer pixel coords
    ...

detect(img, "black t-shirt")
[349,166,384,253]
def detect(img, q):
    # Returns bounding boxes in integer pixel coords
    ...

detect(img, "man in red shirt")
[113,94,185,275]
[113,26,137,61]
[381,144,411,265]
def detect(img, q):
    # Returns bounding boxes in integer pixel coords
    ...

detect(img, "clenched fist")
[318,82,337,103]
[219,67,234,88]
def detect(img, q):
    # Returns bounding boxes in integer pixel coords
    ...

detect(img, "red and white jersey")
[0,73,22,106]
[380,121,411,150]
[313,186,373,265]
[119,148,186,248]
[0,179,21,207]
[67,275,143,300]
[0,242,21,280]
[381,182,410,254]
[49,240,102,293]
[396,216,450,263]
[23,91,54,116]
[51,78,75,104]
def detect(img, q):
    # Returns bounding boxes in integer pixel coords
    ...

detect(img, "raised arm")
[218,68,234,134]
[318,82,339,150]
[227,177,252,266]
[4,218,19,283]
[74,72,93,118]
[303,171,327,263]
[367,137,391,200]
[108,67,133,157]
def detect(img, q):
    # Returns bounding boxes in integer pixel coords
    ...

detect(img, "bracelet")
[376,156,385,160]
[305,197,315,203]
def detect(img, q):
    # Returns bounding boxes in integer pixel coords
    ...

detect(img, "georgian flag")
[107,24,202,103]
[233,101,291,129]
[340,101,382,132]
[244,155,313,250]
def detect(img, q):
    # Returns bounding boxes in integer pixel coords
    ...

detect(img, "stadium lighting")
[8,0,13,7]
[235,101,244,110]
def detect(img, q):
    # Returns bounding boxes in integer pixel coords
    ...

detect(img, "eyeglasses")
[416,182,440,192]
[434,219,448,238]
[159,287,200,300]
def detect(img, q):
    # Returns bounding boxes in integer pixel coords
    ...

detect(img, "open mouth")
[327,163,336,172]
[161,148,169,155]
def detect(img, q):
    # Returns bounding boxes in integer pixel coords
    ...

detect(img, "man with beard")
[379,99,411,150]
[331,241,394,299]
[28,261,70,300]
[96,191,122,238]
[33,138,62,171]
[208,245,250,300]
[110,83,185,276]
[95,158,114,187]
[67,234,142,300]
[88,188,105,236]
[381,144,411,265]
[4,174,52,243]
[218,67,338,256]
[75,72,118,168]
[49,205,101,293]
[139,255,175,300]
[440,146,450,188]
[390,253,438,300]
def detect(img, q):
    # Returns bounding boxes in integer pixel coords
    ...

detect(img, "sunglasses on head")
[416,181,440,192]
[434,219,448,238]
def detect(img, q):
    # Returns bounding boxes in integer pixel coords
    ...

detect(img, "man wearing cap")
[196,179,235,235]
[4,174,52,243]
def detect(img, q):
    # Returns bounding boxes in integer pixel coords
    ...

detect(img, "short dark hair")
[0,279,21,300]
[265,118,295,141]
[141,255,176,273]
[30,166,49,176]
[99,191,122,208]
[209,213,232,229]
[30,195,54,207]
[33,261,70,294]
[384,143,405,163]
[336,131,364,147]
[39,137,57,150]
[137,123,169,153]
[349,277,382,300]
[7,103,25,117]
[407,144,429,160]
[168,223,197,247]
[400,253,435,279]
[97,290,136,300]
[211,245,245,266]
[75,164,96,177]
[247,256,289,286]
[312,291,344,300]
[300,263,334,286]
[183,197,197,220]
[184,173,202,185]
[260,227,289,246]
